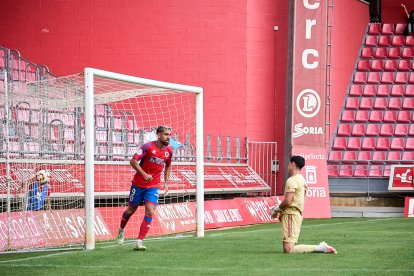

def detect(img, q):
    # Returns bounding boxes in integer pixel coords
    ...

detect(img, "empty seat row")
[329,150,414,164]
[357,59,414,71]
[365,35,414,47]
[354,71,414,84]
[337,123,414,137]
[341,110,413,123]
[368,23,407,35]
[332,136,414,151]
[346,96,413,110]
[361,47,414,59]
[328,164,392,178]
[349,84,414,97]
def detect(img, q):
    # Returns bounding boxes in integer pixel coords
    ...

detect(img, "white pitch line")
[0,263,413,273]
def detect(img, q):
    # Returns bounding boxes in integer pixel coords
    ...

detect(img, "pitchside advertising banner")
[404,197,414,218]
[388,165,414,192]
[292,0,327,147]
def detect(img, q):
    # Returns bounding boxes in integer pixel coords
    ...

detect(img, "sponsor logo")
[395,169,412,183]
[150,156,165,165]
[293,123,323,138]
[296,89,321,118]
[305,165,317,185]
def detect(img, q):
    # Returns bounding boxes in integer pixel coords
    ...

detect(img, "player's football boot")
[133,239,147,251]
[116,228,124,245]
[319,241,337,254]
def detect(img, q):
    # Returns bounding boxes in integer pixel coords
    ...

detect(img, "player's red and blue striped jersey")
[132,141,173,188]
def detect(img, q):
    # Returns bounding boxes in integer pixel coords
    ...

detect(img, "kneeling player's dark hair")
[290,156,305,170]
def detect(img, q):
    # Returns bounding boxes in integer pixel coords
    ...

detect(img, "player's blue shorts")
[128,185,160,207]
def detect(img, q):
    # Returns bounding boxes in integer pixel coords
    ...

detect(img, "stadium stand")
[328,23,414,178]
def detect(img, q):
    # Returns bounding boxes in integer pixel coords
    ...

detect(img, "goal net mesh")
[0,72,198,251]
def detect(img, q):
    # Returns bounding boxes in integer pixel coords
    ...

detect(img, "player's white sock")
[291,244,318,253]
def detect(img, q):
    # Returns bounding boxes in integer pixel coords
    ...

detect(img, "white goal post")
[84,68,204,250]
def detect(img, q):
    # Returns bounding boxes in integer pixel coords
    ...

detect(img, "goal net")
[0,68,204,252]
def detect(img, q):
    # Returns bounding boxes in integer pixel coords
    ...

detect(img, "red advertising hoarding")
[404,197,414,218]
[389,165,414,191]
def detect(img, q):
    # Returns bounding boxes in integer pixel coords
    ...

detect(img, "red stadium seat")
[356,151,371,163]
[395,72,408,83]
[366,124,380,136]
[368,23,381,34]
[361,47,374,58]
[398,60,411,71]
[378,35,391,46]
[388,98,402,109]
[390,137,405,150]
[391,35,404,46]
[343,151,357,163]
[354,72,367,83]
[394,124,408,136]
[328,151,342,163]
[405,35,414,46]
[406,138,414,150]
[355,110,369,122]
[391,85,405,96]
[380,72,394,83]
[384,59,397,71]
[349,84,363,96]
[383,110,397,122]
[333,137,347,150]
[377,85,390,96]
[379,124,394,136]
[376,137,390,150]
[402,151,414,162]
[388,47,401,59]
[361,137,376,150]
[409,125,414,136]
[371,59,384,71]
[369,110,383,122]
[405,85,414,96]
[346,98,359,109]
[381,24,394,34]
[362,84,376,96]
[373,97,387,109]
[402,47,414,58]
[368,72,381,83]
[339,165,353,177]
[384,165,392,177]
[387,151,401,163]
[357,60,370,71]
[397,110,411,122]
[360,97,373,109]
[351,124,365,136]
[327,165,339,177]
[395,23,407,34]
[374,47,387,58]
[369,165,383,177]
[337,124,351,136]
[347,137,361,150]
[409,73,414,83]
[403,97,414,109]
[372,151,386,164]
[341,110,354,122]
[365,35,378,46]
[354,165,368,177]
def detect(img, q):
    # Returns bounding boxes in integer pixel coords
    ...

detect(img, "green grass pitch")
[0,218,413,275]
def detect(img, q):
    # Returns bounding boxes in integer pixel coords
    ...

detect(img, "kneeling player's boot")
[133,239,147,251]
[116,228,124,245]
[319,241,337,254]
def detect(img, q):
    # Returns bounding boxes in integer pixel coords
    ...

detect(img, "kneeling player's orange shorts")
[281,212,303,243]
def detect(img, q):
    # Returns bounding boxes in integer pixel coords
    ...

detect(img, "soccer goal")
[0,68,204,252]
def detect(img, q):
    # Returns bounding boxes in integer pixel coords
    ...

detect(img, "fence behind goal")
[0,69,204,251]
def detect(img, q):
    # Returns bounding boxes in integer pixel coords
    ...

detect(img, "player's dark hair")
[290,156,305,170]
[156,125,172,134]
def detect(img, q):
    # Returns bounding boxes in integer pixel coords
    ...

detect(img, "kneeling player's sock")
[138,216,152,240]
[291,244,318,253]
[120,211,132,229]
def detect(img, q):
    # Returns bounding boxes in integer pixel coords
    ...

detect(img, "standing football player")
[116,125,173,251]
[270,156,337,254]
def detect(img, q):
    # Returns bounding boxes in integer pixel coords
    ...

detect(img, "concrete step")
[331,206,404,218]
